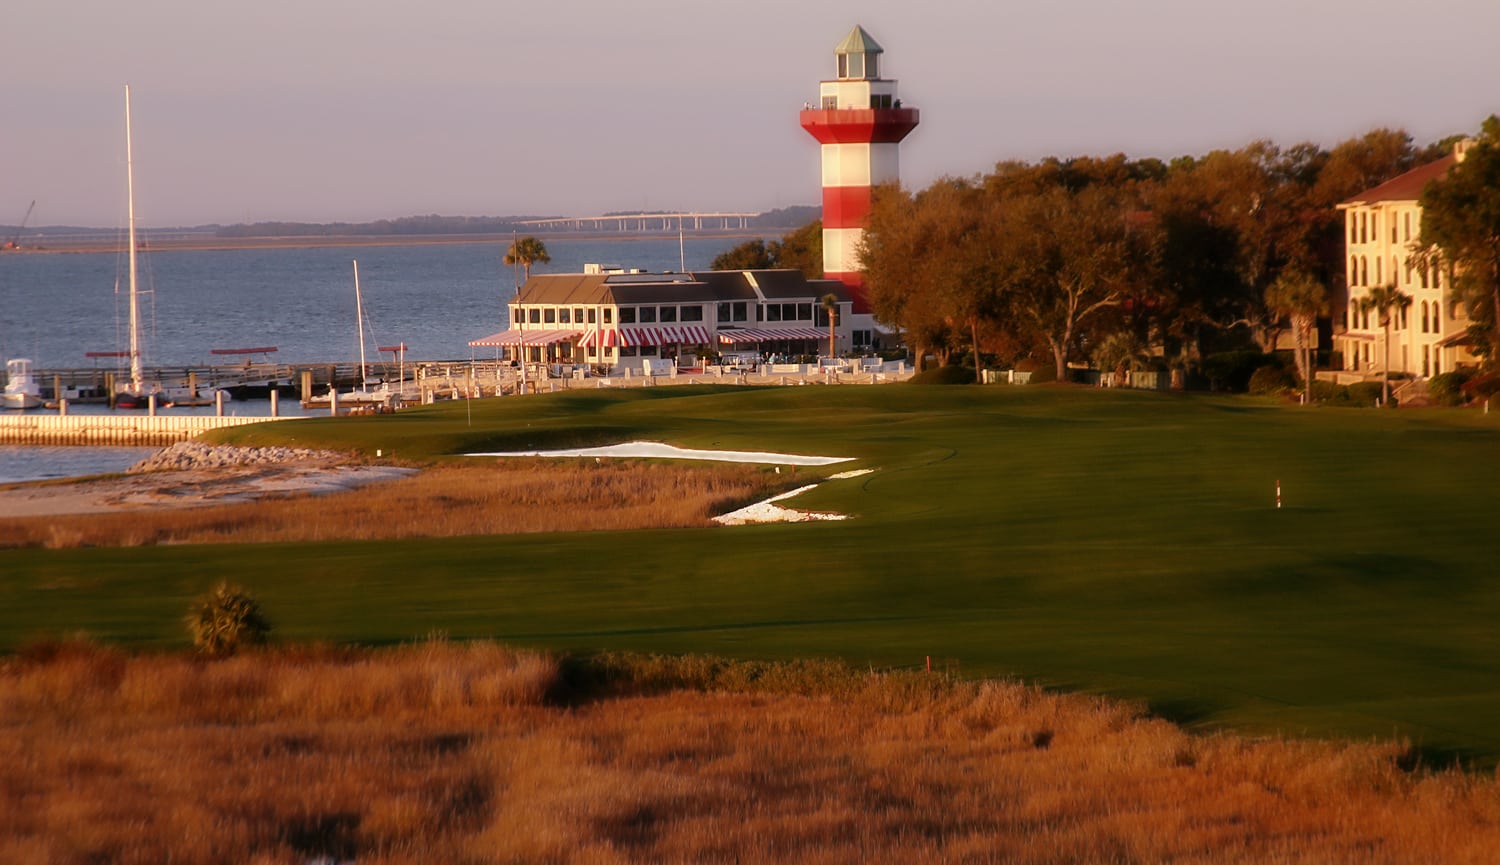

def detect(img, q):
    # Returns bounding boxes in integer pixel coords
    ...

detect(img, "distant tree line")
[213,206,819,240]
[849,125,1500,384]
[215,215,530,238]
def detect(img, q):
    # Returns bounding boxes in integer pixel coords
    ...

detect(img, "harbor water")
[0,235,750,483]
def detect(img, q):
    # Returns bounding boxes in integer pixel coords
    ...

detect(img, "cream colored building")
[1336,143,1478,379]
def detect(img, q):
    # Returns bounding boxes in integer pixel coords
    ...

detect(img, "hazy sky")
[5,0,1497,227]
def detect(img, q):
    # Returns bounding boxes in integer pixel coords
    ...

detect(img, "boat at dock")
[3,358,45,410]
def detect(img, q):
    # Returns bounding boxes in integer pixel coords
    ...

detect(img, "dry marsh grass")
[4,641,1498,864]
[0,460,786,549]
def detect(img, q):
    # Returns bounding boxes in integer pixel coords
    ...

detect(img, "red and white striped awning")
[717,327,826,344]
[468,328,581,347]
[582,326,712,348]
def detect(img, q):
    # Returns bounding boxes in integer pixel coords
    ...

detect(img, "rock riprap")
[127,441,347,474]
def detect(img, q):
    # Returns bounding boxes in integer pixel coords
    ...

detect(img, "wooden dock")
[0,414,305,446]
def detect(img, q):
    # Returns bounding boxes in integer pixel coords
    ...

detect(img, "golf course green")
[6,384,1500,763]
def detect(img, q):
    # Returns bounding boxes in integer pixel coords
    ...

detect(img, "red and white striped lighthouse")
[800,25,919,314]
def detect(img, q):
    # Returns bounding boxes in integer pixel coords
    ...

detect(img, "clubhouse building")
[469,268,881,371]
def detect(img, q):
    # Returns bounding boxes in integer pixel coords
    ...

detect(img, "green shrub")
[1429,369,1477,406]
[1249,365,1298,396]
[1347,381,1390,408]
[909,365,977,385]
[1202,351,1278,393]
[1310,380,1353,405]
[186,583,271,657]
[1024,363,1057,384]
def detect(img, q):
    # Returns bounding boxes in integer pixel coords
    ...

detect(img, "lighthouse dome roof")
[835,25,883,56]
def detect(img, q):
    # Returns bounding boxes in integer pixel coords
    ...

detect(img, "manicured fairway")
[6,385,1500,762]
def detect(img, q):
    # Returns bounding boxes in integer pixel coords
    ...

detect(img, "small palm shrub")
[186,583,271,657]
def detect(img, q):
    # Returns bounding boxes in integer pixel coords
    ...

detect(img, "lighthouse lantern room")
[800,25,919,314]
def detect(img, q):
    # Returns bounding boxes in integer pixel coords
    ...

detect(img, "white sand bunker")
[468,441,853,466]
[715,468,875,526]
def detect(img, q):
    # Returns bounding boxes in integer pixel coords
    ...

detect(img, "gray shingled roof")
[835,25,882,56]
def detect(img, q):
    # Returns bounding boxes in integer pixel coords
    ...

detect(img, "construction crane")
[4,200,36,250]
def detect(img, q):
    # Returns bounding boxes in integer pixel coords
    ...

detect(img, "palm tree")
[504,236,551,281]
[820,293,839,359]
[1265,269,1326,404]
[1357,283,1413,406]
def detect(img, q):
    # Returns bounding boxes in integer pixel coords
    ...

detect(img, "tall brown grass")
[3,640,1497,864]
[0,461,787,549]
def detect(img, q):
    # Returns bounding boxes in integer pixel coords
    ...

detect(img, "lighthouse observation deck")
[799,107,921,145]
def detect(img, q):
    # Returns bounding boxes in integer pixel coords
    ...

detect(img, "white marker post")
[1276,480,1282,509]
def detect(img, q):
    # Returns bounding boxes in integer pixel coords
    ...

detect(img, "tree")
[711,238,776,271]
[1264,268,1327,403]
[999,184,1142,381]
[1420,118,1500,364]
[821,293,839,358]
[710,221,824,278]
[1358,284,1413,405]
[504,236,551,281]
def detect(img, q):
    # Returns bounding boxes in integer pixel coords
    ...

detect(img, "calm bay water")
[0,235,748,367]
[0,235,749,485]
[0,445,156,484]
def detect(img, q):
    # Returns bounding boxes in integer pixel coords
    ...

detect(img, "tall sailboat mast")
[124,84,143,393]
[353,260,368,390]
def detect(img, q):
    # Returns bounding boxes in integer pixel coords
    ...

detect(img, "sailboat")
[304,260,401,411]
[112,85,228,410]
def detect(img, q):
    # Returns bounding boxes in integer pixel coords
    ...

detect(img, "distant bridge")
[514,212,760,232]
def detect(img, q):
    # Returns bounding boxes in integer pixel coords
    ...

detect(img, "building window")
[544,308,557,324]
[558,308,570,324]
[640,344,658,357]
[1375,258,1382,284]
[619,307,636,324]
[796,303,812,321]
[1404,212,1412,241]
[620,345,638,357]
[603,308,613,324]
[1421,301,1429,333]
[1360,257,1368,286]
[733,302,748,322]
[513,308,522,325]
[528,308,542,325]
[717,302,731,322]
[1349,301,1358,329]
[1360,213,1367,244]
[1350,256,1358,285]
[1350,216,1358,244]
[1399,305,1408,330]
[575,307,585,323]
[853,329,872,347]
[681,305,704,322]
[659,306,677,323]
[1405,260,1414,286]
[765,304,782,322]
[821,95,837,109]
[1371,213,1378,240]
[588,308,597,324]
[639,307,657,323]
